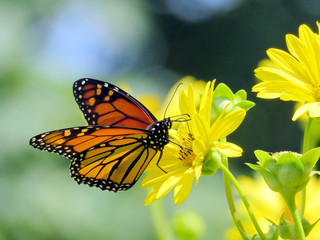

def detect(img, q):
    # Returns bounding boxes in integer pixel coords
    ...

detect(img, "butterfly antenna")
[163,82,183,118]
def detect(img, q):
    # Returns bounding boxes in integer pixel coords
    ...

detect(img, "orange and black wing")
[29,126,158,192]
[73,78,157,128]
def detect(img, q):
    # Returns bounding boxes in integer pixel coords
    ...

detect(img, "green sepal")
[213,83,234,100]
[279,216,320,239]
[279,217,295,239]
[254,150,274,165]
[202,148,221,176]
[250,219,279,240]
[300,147,320,174]
[302,216,320,237]
[234,101,256,112]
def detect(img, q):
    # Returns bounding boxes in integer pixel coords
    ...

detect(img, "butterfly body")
[30,78,172,192]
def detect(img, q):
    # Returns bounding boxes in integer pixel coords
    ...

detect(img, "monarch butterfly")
[29,78,179,192]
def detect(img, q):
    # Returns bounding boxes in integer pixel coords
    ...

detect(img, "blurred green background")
[1,0,319,239]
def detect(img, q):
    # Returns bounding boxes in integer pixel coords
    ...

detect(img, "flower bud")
[202,148,221,176]
[247,148,320,196]
[172,210,206,240]
[211,83,255,122]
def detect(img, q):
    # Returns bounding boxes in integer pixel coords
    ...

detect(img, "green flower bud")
[172,210,206,240]
[248,148,320,196]
[211,83,255,122]
[202,148,221,176]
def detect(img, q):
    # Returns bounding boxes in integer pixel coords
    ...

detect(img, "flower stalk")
[300,116,314,217]
[283,193,306,240]
[149,200,176,240]
[219,163,266,240]
[221,155,249,240]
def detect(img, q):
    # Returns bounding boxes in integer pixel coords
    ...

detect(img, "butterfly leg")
[155,150,167,174]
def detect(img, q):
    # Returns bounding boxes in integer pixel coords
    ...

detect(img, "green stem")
[221,156,250,240]
[220,163,266,240]
[300,189,306,218]
[149,199,175,240]
[283,193,305,240]
[302,117,313,154]
[300,117,313,217]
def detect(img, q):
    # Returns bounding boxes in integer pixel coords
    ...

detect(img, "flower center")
[178,148,195,165]
[178,133,196,165]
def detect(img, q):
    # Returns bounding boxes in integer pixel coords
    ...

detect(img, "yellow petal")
[144,186,160,206]
[210,109,246,142]
[194,114,210,146]
[179,83,196,117]
[298,25,320,86]
[253,80,313,101]
[267,48,306,79]
[254,67,310,90]
[308,102,320,118]
[292,102,315,121]
[256,91,282,99]
[215,142,243,157]
[173,169,195,205]
[279,90,314,102]
[157,172,184,199]
[286,33,319,87]
[193,154,204,184]
[199,81,215,121]
[192,136,207,155]
[142,168,183,188]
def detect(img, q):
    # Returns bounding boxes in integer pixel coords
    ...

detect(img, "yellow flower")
[253,22,320,121]
[225,176,320,240]
[142,81,246,205]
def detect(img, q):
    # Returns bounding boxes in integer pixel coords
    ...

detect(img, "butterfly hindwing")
[30,126,159,192]
[71,139,158,191]
[73,78,157,128]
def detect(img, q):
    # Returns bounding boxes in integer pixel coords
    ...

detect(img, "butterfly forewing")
[73,78,157,128]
